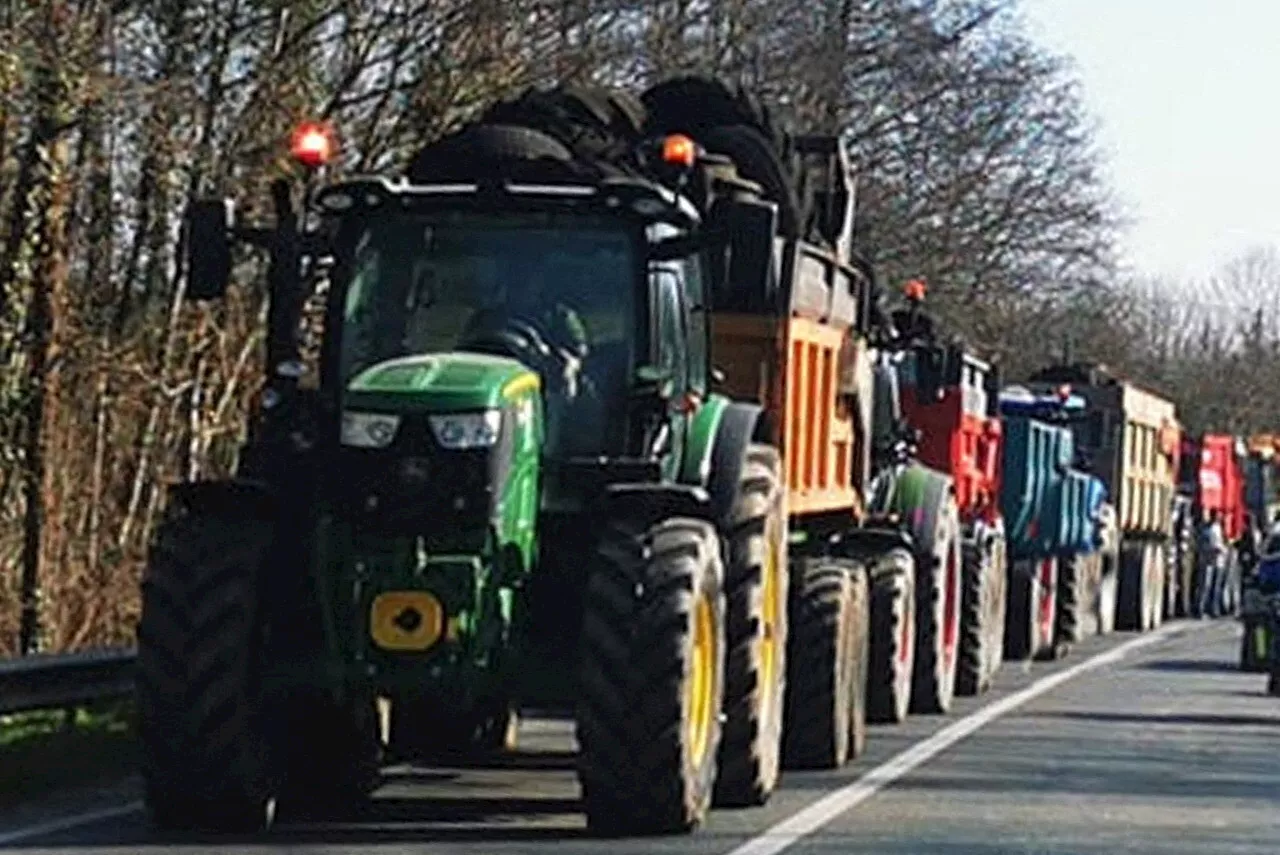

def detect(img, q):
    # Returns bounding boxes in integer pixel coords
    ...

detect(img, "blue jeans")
[1197,560,1225,617]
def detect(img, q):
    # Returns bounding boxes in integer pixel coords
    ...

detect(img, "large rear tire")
[714,444,789,807]
[1032,557,1065,661]
[910,494,963,714]
[1056,552,1099,645]
[1006,558,1059,661]
[956,530,1006,696]
[866,549,916,723]
[781,558,869,769]
[136,505,276,833]
[1116,543,1148,631]
[577,517,726,836]
[1147,543,1166,630]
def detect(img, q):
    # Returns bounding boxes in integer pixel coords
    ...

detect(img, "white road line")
[0,800,143,846]
[724,621,1190,855]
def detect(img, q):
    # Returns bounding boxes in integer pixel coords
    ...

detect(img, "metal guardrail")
[0,648,137,716]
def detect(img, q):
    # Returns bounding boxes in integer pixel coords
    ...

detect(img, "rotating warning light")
[290,121,335,169]
[662,134,697,168]
[903,279,927,301]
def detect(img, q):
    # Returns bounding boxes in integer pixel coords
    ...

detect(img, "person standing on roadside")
[1196,509,1228,618]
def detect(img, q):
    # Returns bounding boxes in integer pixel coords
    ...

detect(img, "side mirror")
[184,199,234,300]
[712,196,777,312]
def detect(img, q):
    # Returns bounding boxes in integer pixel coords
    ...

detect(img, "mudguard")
[679,394,732,488]
[704,401,768,526]
[602,482,716,525]
[887,463,955,552]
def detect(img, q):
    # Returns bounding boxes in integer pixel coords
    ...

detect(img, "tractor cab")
[185,128,739,509]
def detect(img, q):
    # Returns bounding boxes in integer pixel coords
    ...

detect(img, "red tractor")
[894,281,1006,695]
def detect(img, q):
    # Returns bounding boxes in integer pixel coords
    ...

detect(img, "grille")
[328,416,492,532]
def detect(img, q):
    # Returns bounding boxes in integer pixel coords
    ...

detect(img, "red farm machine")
[892,282,1006,695]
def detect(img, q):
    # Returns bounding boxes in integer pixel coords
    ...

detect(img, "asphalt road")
[1,618,1276,854]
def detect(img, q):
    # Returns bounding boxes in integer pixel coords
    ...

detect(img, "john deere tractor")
[134,82,840,835]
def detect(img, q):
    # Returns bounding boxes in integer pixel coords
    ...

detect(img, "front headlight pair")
[340,409,500,450]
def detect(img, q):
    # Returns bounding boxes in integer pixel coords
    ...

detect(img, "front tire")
[714,445,789,807]
[781,558,869,769]
[136,505,276,833]
[867,549,916,723]
[956,531,1006,696]
[910,493,963,714]
[577,517,726,836]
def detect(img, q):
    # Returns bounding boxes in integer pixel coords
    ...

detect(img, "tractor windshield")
[339,210,639,457]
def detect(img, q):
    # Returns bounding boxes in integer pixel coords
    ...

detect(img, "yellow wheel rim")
[760,514,783,710]
[686,594,717,768]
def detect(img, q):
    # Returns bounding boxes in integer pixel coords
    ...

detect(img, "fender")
[888,462,956,558]
[704,401,770,527]
[678,393,732,489]
[603,482,715,526]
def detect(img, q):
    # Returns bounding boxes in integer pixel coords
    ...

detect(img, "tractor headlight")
[341,411,401,448]
[429,410,501,450]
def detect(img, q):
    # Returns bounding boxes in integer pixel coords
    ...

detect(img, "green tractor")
[135,87,805,835]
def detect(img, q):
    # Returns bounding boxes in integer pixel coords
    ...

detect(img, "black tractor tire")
[480,85,647,166]
[910,492,964,715]
[136,506,277,833]
[1240,619,1268,673]
[1116,542,1149,632]
[1004,559,1035,662]
[713,445,789,807]
[1006,558,1061,661]
[577,517,726,836]
[866,548,916,724]
[692,125,803,237]
[407,123,577,183]
[985,535,1009,686]
[781,558,870,770]
[276,695,382,821]
[1032,557,1066,661]
[1148,544,1167,630]
[642,76,787,149]
[640,76,804,236]
[955,532,1006,696]
[1056,552,1098,645]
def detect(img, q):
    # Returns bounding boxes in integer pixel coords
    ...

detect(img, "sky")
[1019,0,1280,284]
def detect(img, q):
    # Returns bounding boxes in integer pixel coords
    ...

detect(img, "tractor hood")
[344,352,539,414]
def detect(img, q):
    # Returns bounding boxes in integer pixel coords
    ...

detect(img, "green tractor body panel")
[872,461,950,539]
[679,393,731,486]
[305,351,544,706]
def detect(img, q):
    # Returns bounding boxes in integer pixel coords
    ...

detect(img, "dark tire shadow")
[1139,658,1241,674]
[1025,710,1280,728]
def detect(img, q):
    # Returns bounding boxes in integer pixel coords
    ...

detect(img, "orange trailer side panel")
[710,314,863,520]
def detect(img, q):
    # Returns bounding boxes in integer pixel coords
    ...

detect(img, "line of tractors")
[134,77,1229,836]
